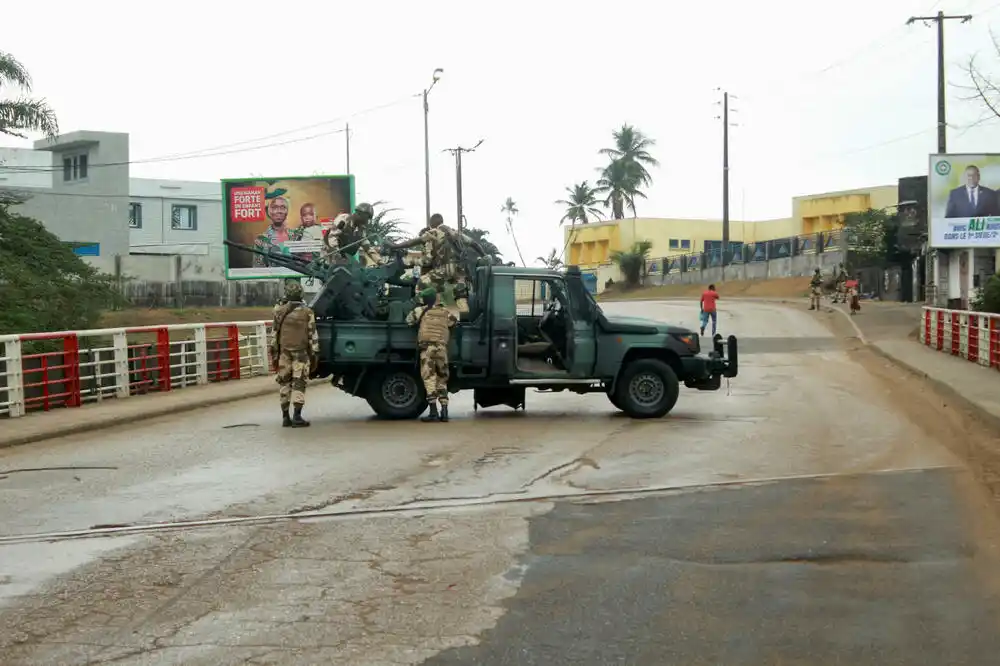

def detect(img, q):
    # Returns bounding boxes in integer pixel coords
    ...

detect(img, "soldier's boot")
[281,406,293,428]
[439,403,449,423]
[421,402,440,422]
[291,405,310,428]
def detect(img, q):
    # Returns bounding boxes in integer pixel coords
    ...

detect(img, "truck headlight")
[672,333,700,354]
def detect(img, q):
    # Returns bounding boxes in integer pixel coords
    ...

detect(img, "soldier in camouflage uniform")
[406,287,458,422]
[389,213,470,315]
[338,202,382,265]
[833,264,848,303]
[270,280,319,427]
[809,268,823,311]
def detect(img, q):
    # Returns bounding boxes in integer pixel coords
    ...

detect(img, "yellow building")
[565,184,898,270]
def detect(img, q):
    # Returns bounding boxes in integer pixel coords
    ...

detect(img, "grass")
[99,307,274,329]
[598,276,814,301]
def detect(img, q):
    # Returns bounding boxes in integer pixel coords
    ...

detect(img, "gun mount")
[224,240,419,322]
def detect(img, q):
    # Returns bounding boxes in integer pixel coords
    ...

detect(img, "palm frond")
[0,97,58,139]
[0,52,32,90]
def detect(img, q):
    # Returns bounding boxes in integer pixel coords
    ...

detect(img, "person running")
[700,284,719,336]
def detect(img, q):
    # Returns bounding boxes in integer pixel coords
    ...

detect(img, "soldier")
[270,280,319,427]
[406,287,458,422]
[809,268,823,311]
[388,213,474,315]
[833,263,848,303]
[338,202,381,265]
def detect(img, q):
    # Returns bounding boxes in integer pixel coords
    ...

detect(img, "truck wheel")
[366,368,428,420]
[613,359,680,419]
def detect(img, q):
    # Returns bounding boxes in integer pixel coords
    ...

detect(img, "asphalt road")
[1,300,998,665]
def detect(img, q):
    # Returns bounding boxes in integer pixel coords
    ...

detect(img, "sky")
[3,0,1000,265]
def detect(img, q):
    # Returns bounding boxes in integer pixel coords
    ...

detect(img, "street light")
[423,68,444,225]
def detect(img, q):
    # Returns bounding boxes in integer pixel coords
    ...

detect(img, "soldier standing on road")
[809,268,823,311]
[833,264,848,304]
[271,280,319,428]
[406,287,458,422]
[388,213,477,315]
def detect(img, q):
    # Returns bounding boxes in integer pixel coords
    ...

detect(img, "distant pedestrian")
[700,284,719,336]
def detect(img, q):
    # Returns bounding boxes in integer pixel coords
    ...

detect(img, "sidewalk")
[833,301,1000,431]
[0,376,277,449]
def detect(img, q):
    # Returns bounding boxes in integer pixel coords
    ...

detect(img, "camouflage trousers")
[810,286,822,308]
[419,268,469,314]
[276,349,310,407]
[833,283,846,303]
[419,342,450,405]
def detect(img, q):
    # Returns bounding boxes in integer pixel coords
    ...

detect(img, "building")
[0,130,225,282]
[564,184,899,273]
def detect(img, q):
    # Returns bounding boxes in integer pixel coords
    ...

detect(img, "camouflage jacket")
[406,303,458,344]
[270,300,319,356]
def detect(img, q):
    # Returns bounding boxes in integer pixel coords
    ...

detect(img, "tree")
[537,248,564,269]
[611,240,653,289]
[599,124,659,189]
[596,159,647,219]
[367,200,406,245]
[841,207,912,268]
[965,32,1000,122]
[0,51,58,140]
[464,226,502,258]
[0,207,121,335]
[501,197,527,267]
[555,181,603,227]
[973,273,1000,313]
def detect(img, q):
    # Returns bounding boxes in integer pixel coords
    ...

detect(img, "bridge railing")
[0,321,272,419]
[921,307,1000,367]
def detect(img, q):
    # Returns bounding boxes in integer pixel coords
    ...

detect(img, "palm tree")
[367,200,406,245]
[536,248,564,269]
[464,227,502,258]
[595,159,647,219]
[611,240,653,288]
[501,197,527,267]
[0,51,58,139]
[599,124,659,188]
[555,181,603,227]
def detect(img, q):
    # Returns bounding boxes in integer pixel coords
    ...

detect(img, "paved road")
[1,300,998,665]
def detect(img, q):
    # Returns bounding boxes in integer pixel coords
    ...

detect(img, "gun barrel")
[223,239,320,277]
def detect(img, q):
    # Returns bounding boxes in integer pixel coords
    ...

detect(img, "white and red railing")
[920,307,1000,367]
[0,321,272,418]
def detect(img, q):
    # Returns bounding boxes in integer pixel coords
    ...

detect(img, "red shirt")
[701,290,719,313]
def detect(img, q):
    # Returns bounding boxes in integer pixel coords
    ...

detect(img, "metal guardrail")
[0,321,272,418]
[921,307,1000,368]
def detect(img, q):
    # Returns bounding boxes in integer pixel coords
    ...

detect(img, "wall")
[793,184,897,234]
[646,249,846,287]
[0,147,52,189]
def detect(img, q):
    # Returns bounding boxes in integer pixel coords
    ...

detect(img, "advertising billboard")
[929,154,1000,248]
[222,175,354,279]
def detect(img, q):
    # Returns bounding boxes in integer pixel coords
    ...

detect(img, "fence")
[920,307,1000,367]
[645,230,846,276]
[0,321,273,419]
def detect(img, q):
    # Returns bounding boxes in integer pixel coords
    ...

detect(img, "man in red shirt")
[700,284,719,336]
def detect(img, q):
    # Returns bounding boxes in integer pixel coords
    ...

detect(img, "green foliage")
[0,50,58,139]
[555,181,603,226]
[367,201,406,245]
[611,239,653,288]
[595,125,658,219]
[972,273,1000,313]
[537,248,564,269]
[0,207,123,335]
[500,197,526,266]
[841,207,913,268]
[464,227,501,257]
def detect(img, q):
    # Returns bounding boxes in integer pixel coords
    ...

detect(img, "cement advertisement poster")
[928,154,1000,248]
[222,175,354,280]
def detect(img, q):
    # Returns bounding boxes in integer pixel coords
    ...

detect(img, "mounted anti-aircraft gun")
[223,238,419,322]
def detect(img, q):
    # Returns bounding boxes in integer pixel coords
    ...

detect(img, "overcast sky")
[4,0,1000,264]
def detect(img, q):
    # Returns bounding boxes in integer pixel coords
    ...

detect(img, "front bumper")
[681,334,739,391]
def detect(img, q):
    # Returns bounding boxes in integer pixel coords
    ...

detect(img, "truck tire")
[613,359,680,419]
[366,368,428,420]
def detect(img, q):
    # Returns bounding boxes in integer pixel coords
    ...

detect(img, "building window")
[681,239,691,250]
[128,202,142,229]
[669,239,679,250]
[62,153,89,182]
[171,204,198,231]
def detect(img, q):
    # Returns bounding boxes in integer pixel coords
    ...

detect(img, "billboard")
[222,175,354,279]
[929,154,1000,248]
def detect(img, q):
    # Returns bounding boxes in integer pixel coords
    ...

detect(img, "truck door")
[489,274,517,377]
[564,269,598,378]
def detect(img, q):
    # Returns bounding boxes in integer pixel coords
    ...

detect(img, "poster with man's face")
[929,154,1000,248]
[222,175,354,279]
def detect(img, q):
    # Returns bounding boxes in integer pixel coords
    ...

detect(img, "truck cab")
[317,264,737,420]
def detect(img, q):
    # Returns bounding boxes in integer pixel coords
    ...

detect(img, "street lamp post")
[423,68,444,226]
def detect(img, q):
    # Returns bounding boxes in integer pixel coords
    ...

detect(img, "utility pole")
[443,139,484,233]
[423,68,444,226]
[907,10,972,153]
[345,123,350,174]
[714,90,738,270]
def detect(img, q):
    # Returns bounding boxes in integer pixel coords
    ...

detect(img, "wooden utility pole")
[907,10,972,152]
[443,139,484,233]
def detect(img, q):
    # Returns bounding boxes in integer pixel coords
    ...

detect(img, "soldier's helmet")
[284,280,304,301]
[354,202,374,220]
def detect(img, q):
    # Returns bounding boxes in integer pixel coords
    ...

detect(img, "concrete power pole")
[714,90,738,271]
[907,10,972,153]
[443,140,484,233]
[345,123,350,174]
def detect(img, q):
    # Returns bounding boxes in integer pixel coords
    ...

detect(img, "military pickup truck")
[315,264,738,419]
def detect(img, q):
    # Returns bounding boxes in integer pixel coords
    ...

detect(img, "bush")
[0,206,123,335]
[972,273,1000,314]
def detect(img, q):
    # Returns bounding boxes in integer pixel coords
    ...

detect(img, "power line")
[0,93,420,175]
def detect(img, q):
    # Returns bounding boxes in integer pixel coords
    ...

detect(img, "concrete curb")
[0,377,312,449]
